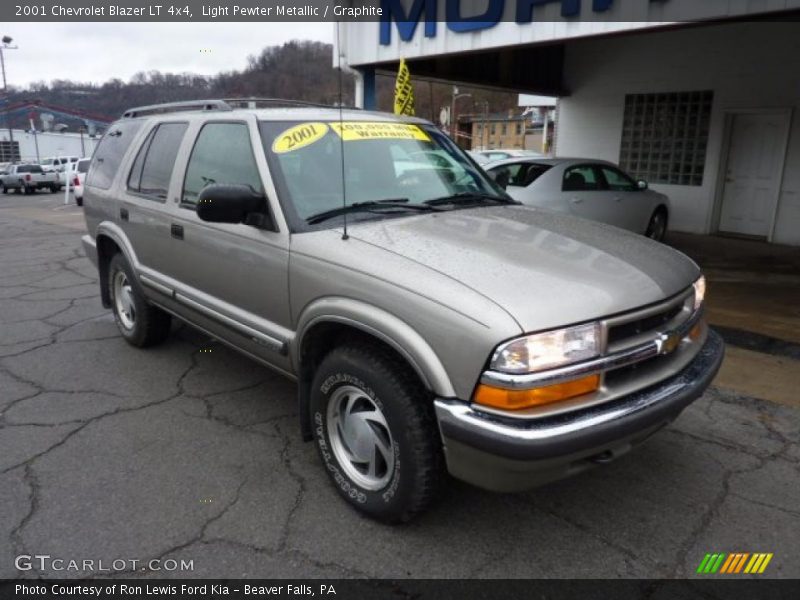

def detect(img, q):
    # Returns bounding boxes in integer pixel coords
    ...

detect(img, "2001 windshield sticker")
[272,122,329,154]
[330,122,430,142]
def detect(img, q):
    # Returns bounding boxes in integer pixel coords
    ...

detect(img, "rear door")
[118,121,188,277]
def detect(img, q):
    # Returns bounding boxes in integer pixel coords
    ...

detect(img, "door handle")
[614,196,622,202]
[120,207,129,222]
[570,197,583,204]
[170,223,184,240]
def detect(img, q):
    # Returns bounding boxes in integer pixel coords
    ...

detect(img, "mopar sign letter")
[379,0,620,45]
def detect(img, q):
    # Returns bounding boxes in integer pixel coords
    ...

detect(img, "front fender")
[293,296,457,399]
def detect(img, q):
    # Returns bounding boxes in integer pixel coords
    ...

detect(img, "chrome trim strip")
[140,274,174,298]
[175,292,288,355]
[481,309,703,390]
[136,266,291,356]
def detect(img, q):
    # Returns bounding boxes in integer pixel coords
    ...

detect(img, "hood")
[345,206,699,332]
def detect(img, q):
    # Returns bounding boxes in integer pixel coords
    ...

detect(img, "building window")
[516,123,523,135]
[501,124,507,135]
[619,90,712,186]
[491,124,496,135]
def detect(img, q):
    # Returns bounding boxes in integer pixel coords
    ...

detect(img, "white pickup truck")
[1,164,62,194]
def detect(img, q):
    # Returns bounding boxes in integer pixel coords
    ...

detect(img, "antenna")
[335,20,349,241]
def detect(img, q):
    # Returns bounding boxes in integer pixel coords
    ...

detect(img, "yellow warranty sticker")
[272,122,329,154]
[330,121,430,142]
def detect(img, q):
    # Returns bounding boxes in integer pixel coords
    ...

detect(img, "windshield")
[259,120,507,229]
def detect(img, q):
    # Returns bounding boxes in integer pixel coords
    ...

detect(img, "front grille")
[607,304,683,346]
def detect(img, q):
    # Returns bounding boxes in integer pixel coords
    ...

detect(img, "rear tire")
[310,341,445,523]
[646,208,668,242]
[108,253,171,348]
[75,196,83,207]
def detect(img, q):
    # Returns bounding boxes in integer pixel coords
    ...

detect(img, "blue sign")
[379,0,617,45]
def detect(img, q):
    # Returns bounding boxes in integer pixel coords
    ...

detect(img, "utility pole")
[449,86,471,144]
[0,35,18,162]
[481,101,489,151]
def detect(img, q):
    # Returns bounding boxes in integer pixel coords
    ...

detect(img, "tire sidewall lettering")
[315,372,401,505]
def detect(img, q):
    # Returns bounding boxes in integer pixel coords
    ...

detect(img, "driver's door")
[561,164,623,227]
[598,165,652,232]
[163,119,292,369]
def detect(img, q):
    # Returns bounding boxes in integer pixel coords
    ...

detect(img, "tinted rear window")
[77,159,91,173]
[86,120,145,190]
[17,165,42,173]
[128,122,187,199]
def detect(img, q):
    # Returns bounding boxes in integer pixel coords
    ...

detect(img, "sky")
[1,23,333,88]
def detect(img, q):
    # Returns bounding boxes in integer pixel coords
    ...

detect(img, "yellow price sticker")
[272,122,329,154]
[330,121,430,142]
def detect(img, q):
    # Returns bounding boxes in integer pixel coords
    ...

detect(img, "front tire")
[107,253,171,347]
[310,342,445,523]
[645,208,668,242]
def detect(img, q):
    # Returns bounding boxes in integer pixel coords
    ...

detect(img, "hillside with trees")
[4,40,516,128]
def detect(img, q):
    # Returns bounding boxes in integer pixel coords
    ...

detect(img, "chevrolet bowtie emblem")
[656,332,681,355]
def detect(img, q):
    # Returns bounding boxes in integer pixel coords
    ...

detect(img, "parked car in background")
[486,157,670,241]
[81,99,722,522]
[40,156,80,173]
[72,158,91,206]
[1,164,61,194]
[476,149,545,162]
[467,150,491,165]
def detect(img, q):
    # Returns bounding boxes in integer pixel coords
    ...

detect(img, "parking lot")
[1,192,798,580]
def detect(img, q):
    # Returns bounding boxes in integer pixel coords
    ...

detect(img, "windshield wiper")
[424,192,518,207]
[306,199,440,225]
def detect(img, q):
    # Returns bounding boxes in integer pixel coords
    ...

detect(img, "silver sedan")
[486,157,670,241]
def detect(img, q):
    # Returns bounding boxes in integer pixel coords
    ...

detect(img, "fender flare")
[294,297,457,399]
[94,222,142,305]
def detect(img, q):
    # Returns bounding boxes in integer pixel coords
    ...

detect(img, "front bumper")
[434,329,724,492]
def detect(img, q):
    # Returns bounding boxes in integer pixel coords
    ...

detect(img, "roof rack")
[122,100,232,118]
[121,97,355,118]
[221,97,338,109]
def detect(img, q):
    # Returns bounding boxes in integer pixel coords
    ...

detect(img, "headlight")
[693,275,706,311]
[490,323,600,374]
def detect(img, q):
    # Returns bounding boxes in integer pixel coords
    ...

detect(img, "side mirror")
[637,179,648,190]
[197,184,271,228]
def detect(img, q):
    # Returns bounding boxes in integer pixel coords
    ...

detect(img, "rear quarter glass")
[86,119,145,190]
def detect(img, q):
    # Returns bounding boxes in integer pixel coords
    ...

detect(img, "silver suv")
[81,99,724,522]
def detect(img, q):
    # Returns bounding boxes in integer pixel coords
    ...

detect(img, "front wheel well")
[95,235,122,308]
[296,322,430,441]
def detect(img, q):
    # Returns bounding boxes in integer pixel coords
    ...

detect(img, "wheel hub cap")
[327,385,395,491]
[113,270,136,330]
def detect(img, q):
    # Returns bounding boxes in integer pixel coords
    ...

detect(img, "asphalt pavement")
[1,192,798,580]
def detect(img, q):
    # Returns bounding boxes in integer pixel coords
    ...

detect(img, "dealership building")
[337,1,800,245]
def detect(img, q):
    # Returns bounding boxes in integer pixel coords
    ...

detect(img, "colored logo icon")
[697,552,773,574]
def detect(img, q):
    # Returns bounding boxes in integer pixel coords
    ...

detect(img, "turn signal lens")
[474,375,601,411]
[688,321,704,341]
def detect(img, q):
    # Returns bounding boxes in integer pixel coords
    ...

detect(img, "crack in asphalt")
[9,465,44,580]
[3,206,800,580]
